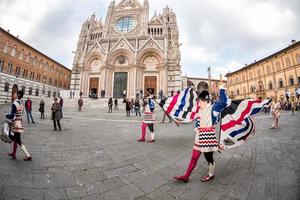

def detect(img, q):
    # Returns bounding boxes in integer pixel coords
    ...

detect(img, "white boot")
[20,144,32,160]
[148,132,155,142]
[208,162,215,177]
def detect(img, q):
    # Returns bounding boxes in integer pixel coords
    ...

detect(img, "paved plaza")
[0,99,299,200]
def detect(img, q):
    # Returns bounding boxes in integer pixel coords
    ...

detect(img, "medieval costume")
[271,100,281,128]
[137,97,156,142]
[173,88,230,183]
[6,91,32,161]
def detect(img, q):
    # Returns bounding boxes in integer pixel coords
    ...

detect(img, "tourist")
[25,97,35,124]
[39,98,45,119]
[159,89,163,99]
[51,97,62,131]
[108,97,113,113]
[271,98,281,129]
[59,96,64,118]
[72,90,75,98]
[171,89,174,97]
[6,90,32,161]
[130,99,134,113]
[173,88,230,183]
[125,98,131,117]
[137,96,156,142]
[78,97,83,111]
[134,99,141,116]
[114,98,119,110]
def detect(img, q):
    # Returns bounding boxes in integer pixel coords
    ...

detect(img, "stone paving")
[0,99,299,200]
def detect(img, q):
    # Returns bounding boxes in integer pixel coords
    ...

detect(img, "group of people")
[4,91,65,161]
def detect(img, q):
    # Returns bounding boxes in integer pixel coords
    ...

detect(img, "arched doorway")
[11,84,18,102]
[197,81,208,92]
[187,80,195,88]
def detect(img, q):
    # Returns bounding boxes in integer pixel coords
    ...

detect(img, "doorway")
[144,76,157,97]
[89,77,99,98]
[113,72,128,98]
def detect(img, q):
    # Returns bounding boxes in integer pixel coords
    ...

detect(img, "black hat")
[198,90,210,100]
[16,90,24,99]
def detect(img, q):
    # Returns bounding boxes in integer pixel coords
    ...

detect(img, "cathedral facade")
[70,0,181,98]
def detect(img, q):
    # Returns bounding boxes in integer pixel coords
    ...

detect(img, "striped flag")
[163,88,199,123]
[164,87,272,150]
[219,99,272,150]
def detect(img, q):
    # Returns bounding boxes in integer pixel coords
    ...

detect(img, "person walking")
[108,98,113,113]
[51,97,62,131]
[125,98,131,117]
[134,99,141,116]
[78,97,83,111]
[25,97,35,124]
[6,90,32,161]
[59,97,64,118]
[114,98,119,110]
[39,99,45,119]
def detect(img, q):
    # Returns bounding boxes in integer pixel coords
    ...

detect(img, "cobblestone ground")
[0,100,299,200]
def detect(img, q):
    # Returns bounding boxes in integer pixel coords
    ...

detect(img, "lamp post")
[207,67,211,94]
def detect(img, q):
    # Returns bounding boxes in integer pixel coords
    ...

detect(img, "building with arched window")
[70,0,181,98]
[0,27,71,103]
[226,41,300,101]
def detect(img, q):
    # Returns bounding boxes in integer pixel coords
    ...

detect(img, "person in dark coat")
[51,97,62,131]
[108,98,113,113]
[25,97,35,123]
[125,98,131,117]
[134,99,141,116]
[78,97,83,111]
[114,98,119,110]
[59,97,64,118]
[39,99,45,119]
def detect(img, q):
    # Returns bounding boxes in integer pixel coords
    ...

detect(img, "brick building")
[0,27,71,103]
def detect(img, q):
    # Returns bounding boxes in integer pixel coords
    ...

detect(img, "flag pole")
[145,90,180,127]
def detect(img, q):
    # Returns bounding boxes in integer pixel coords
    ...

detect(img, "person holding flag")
[164,86,272,183]
[137,96,156,142]
[171,87,230,183]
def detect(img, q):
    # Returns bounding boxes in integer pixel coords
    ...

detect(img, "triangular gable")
[109,36,135,53]
[138,37,164,52]
[86,42,106,55]
[115,0,143,10]
[149,15,163,24]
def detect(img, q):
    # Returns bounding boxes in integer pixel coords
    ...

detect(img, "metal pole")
[208,67,211,94]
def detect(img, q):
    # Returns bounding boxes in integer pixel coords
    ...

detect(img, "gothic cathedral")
[70,0,181,98]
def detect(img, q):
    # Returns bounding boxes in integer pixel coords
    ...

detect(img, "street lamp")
[207,67,211,94]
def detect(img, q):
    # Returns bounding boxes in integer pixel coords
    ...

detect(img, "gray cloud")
[1,0,299,79]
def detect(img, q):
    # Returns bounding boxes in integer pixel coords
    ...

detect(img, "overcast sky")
[1,0,299,79]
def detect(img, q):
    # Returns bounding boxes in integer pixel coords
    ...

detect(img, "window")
[54,80,57,86]
[243,87,246,94]
[29,87,33,95]
[53,92,56,97]
[296,54,300,64]
[286,57,292,67]
[0,59,4,71]
[37,74,41,82]
[289,76,294,86]
[242,75,245,82]
[4,82,9,92]
[237,89,240,95]
[22,86,25,93]
[15,66,21,76]
[235,77,239,84]
[249,72,253,79]
[48,91,51,97]
[259,84,263,91]
[7,63,13,74]
[11,46,16,57]
[257,68,261,77]
[266,65,271,74]
[23,70,28,78]
[278,79,284,88]
[276,62,281,71]
[35,88,39,96]
[269,81,273,90]
[115,17,137,33]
